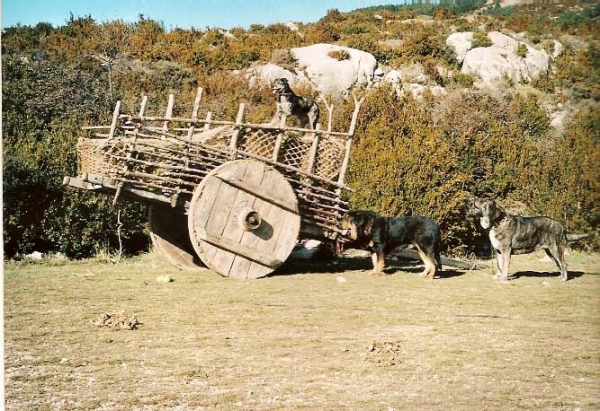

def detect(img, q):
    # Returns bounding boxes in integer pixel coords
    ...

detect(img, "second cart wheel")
[188,159,301,279]
[149,206,205,271]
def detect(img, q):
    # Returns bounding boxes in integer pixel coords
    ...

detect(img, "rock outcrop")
[247,44,379,97]
[291,44,378,97]
[447,31,556,87]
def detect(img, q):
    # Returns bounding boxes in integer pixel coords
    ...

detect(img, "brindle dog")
[272,78,320,129]
[472,198,572,281]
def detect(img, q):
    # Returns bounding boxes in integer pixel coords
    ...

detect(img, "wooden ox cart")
[64,88,364,279]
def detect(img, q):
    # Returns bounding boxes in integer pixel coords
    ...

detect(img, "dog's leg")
[435,252,443,273]
[370,249,385,277]
[425,254,437,279]
[308,112,316,130]
[272,104,283,125]
[308,106,319,130]
[493,251,503,279]
[546,244,569,281]
[415,247,430,277]
[499,248,511,281]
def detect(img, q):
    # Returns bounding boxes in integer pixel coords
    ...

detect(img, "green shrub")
[305,23,341,43]
[2,5,598,259]
[341,24,375,36]
[516,43,528,58]
[516,108,599,234]
[3,56,149,258]
[345,87,581,253]
[451,72,476,88]
[471,31,493,48]
[328,49,351,61]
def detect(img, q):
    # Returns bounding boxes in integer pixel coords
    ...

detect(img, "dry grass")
[4,251,600,410]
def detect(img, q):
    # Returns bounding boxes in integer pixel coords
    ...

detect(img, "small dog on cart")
[339,210,443,279]
[271,78,320,130]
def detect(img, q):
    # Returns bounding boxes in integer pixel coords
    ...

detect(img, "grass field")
[4,250,600,410]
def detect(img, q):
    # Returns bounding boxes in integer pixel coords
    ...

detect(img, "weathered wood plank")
[188,173,223,268]
[215,174,298,215]
[211,162,256,276]
[229,162,269,278]
[195,228,281,269]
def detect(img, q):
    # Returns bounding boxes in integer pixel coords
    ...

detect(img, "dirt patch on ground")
[91,312,143,330]
[4,251,600,410]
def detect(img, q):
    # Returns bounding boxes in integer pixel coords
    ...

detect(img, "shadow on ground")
[274,255,468,279]
[513,270,585,280]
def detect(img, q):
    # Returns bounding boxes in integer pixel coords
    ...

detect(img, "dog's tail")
[567,233,592,242]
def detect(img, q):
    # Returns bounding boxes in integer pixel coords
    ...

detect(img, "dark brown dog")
[340,210,442,279]
[472,198,573,281]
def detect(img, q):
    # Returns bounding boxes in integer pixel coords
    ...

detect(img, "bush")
[305,23,341,43]
[516,43,528,58]
[345,86,586,254]
[2,56,149,258]
[471,31,493,48]
[328,49,351,61]
[451,72,476,88]
[2,6,598,259]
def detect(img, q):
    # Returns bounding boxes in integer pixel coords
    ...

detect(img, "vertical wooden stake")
[138,96,148,118]
[108,101,122,140]
[187,87,203,142]
[229,103,245,158]
[163,93,175,132]
[338,96,364,187]
[272,115,287,162]
[204,112,213,131]
[348,95,364,137]
[306,123,321,173]
[192,87,203,121]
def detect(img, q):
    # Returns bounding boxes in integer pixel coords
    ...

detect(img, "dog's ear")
[473,198,485,210]
[492,201,505,220]
[363,213,375,237]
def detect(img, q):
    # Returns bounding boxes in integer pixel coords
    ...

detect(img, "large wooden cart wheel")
[149,206,205,271]
[188,159,301,279]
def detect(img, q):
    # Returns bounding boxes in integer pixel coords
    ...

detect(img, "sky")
[1,0,398,30]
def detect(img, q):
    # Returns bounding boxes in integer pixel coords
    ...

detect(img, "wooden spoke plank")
[188,172,224,267]
[201,163,248,275]
[210,162,263,276]
[228,163,269,278]
[215,174,298,215]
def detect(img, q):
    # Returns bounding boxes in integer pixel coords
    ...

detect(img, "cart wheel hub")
[239,209,262,231]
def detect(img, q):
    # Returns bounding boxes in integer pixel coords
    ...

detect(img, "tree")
[91,21,131,97]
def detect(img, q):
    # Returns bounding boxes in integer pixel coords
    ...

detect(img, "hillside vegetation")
[2,2,599,258]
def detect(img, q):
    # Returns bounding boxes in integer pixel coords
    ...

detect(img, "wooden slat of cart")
[246,166,300,277]
[241,163,297,277]
[210,161,260,276]
[228,162,268,278]
[201,163,248,269]
[187,171,223,265]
